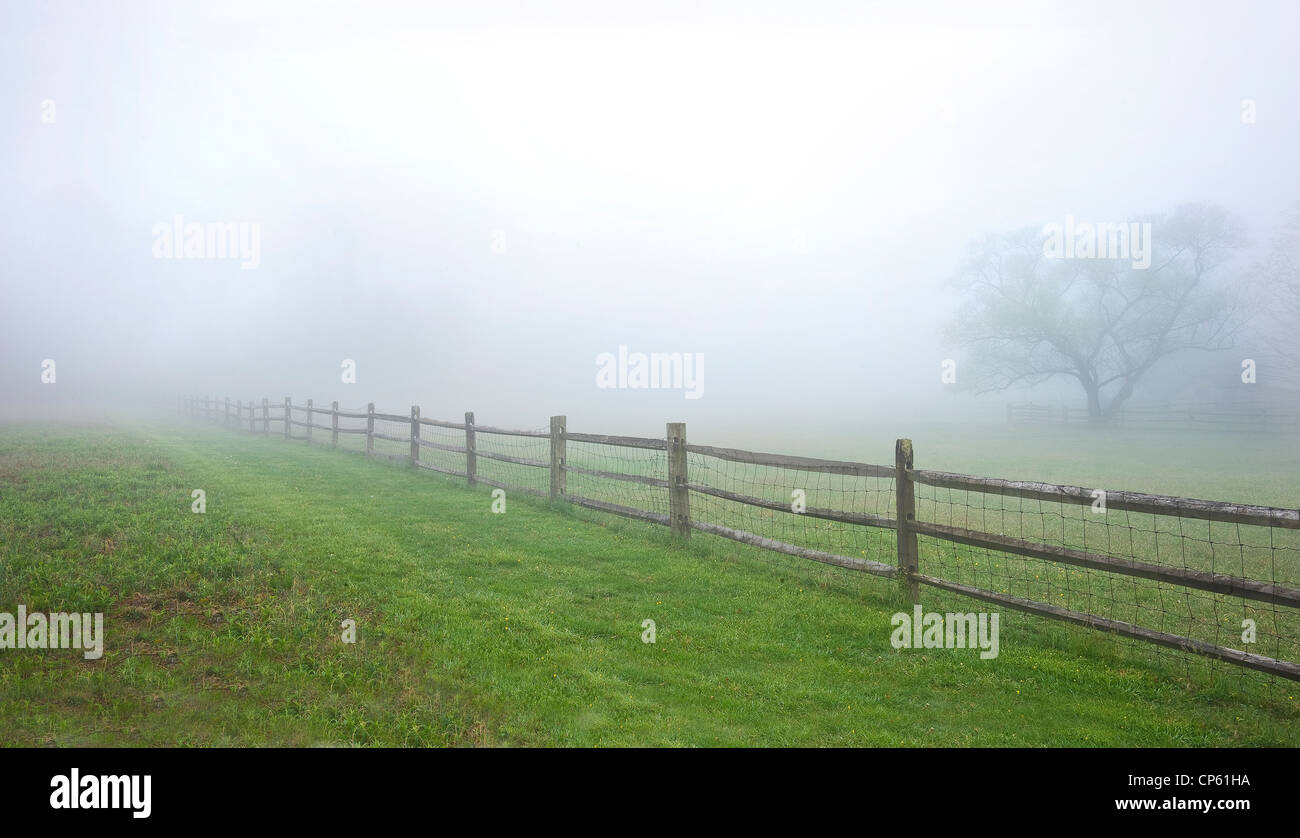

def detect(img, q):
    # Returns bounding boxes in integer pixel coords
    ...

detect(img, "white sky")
[2,0,1297,433]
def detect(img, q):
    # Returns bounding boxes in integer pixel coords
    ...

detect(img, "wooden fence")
[180,394,1300,682]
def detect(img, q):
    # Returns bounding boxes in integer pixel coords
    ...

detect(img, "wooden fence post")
[225,397,231,427]
[549,415,566,499]
[465,411,477,487]
[262,398,269,435]
[366,403,375,456]
[249,399,256,433]
[668,422,689,539]
[331,401,339,449]
[284,397,291,440]
[306,399,313,444]
[895,438,919,601]
[409,405,420,465]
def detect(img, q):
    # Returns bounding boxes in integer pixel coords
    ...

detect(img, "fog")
[2,0,1297,440]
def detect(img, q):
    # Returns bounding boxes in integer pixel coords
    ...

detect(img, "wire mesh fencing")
[910,471,1300,686]
[684,445,897,575]
[473,424,549,497]
[563,431,670,522]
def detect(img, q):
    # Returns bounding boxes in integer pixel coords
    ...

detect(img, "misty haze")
[2,0,1298,780]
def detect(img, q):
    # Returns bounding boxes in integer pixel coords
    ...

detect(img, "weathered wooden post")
[262,398,270,434]
[366,403,375,456]
[306,399,314,444]
[667,422,689,539]
[895,438,919,601]
[284,397,291,440]
[225,397,231,427]
[409,405,420,465]
[549,415,566,500]
[249,399,256,433]
[465,411,477,487]
[331,401,339,449]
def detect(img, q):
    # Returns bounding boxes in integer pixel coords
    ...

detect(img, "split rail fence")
[181,394,1300,684]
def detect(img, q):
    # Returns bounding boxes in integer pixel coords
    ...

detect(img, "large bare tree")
[945,203,1247,422]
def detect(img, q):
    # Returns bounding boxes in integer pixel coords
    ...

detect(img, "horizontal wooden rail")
[474,424,549,439]
[419,417,466,430]
[567,432,667,450]
[336,410,370,419]
[475,450,548,469]
[563,463,670,488]
[690,520,898,579]
[371,412,410,423]
[289,420,312,428]
[910,469,1300,529]
[913,574,1300,682]
[415,460,470,479]
[686,444,895,479]
[417,438,468,455]
[372,431,409,444]
[686,482,895,529]
[335,427,368,435]
[566,493,672,525]
[912,521,1300,608]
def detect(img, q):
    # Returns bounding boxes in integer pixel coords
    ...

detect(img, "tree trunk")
[1104,371,1144,420]
[1084,382,1104,424]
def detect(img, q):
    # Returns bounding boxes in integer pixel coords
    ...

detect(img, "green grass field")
[1,420,1298,746]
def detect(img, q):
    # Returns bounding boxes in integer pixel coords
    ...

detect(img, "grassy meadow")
[0,419,1297,746]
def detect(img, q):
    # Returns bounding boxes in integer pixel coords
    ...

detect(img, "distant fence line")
[1007,400,1300,430]
[181,394,1300,684]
